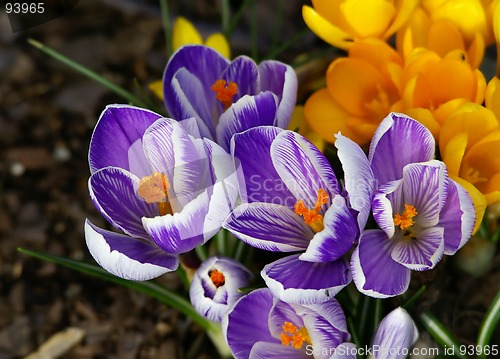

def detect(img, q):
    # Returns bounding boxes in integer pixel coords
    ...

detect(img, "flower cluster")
[303,0,500,229]
[80,3,493,359]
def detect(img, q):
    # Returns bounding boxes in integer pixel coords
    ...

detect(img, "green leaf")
[419,311,469,359]
[477,290,500,359]
[28,39,149,108]
[18,247,217,332]
[159,0,173,58]
[402,285,426,309]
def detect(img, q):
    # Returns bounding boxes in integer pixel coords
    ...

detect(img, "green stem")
[18,248,216,332]
[270,0,284,51]
[402,285,427,309]
[419,311,469,359]
[226,0,252,37]
[159,0,173,58]
[221,0,230,36]
[477,290,500,359]
[195,245,209,262]
[28,38,148,108]
[250,0,258,61]
[263,28,309,60]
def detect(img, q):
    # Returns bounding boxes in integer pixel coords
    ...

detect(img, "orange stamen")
[209,269,225,288]
[137,172,172,216]
[280,321,311,349]
[211,79,238,109]
[394,204,418,230]
[294,188,329,232]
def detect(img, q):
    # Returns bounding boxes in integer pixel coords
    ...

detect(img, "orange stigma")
[394,204,418,230]
[209,269,225,288]
[211,79,238,109]
[279,321,311,350]
[294,188,329,232]
[137,172,172,216]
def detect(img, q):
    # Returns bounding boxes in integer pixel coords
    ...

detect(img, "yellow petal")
[304,88,364,143]
[302,5,355,50]
[148,80,164,101]
[172,17,203,51]
[396,7,431,59]
[205,33,231,58]
[427,21,465,58]
[327,58,391,117]
[433,98,469,126]
[492,0,500,43]
[385,0,420,38]
[451,176,487,234]
[440,132,467,176]
[439,103,499,153]
[466,32,485,69]
[340,0,396,38]
[485,76,500,119]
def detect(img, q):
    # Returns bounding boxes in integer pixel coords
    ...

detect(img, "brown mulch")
[0,0,499,358]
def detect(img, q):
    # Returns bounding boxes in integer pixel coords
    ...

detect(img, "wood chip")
[25,327,85,359]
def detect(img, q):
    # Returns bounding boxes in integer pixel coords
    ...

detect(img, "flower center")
[294,188,329,233]
[209,269,225,288]
[280,321,311,350]
[393,204,418,230]
[137,172,172,216]
[211,79,238,110]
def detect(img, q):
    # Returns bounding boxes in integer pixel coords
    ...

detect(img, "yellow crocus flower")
[302,0,418,50]
[439,103,500,231]
[289,106,325,153]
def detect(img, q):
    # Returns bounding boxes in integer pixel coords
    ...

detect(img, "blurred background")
[0,0,499,358]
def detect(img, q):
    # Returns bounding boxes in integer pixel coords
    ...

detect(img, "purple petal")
[142,118,211,209]
[401,161,447,228]
[217,92,278,151]
[222,288,276,359]
[391,227,445,271]
[84,220,178,280]
[261,254,351,304]
[439,179,475,255]
[271,131,340,210]
[301,300,350,358]
[371,307,418,359]
[189,256,253,322]
[163,45,229,130]
[221,55,260,101]
[249,342,306,359]
[334,133,375,231]
[300,195,357,263]
[351,230,410,298]
[231,126,295,208]
[168,68,216,138]
[259,60,297,129]
[89,167,157,239]
[372,180,402,239]
[222,203,312,252]
[268,300,305,339]
[369,113,435,184]
[329,343,357,359]
[142,190,212,254]
[89,105,162,177]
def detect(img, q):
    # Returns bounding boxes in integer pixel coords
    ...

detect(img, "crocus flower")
[149,17,230,100]
[190,256,253,322]
[302,0,418,50]
[369,307,418,359]
[304,39,403,146]
[395,6,485,69]
[84,105,238,281]
[439,102,500,230]
[162,45,297,151]
[223,126,365,304]
[222,288,355,359]
[336,113,475,297]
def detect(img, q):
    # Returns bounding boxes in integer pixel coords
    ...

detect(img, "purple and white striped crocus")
[369,307,418,359]
[189,256,253,322]
[222,288,355,359]
[84,105,238,281]
[335,113,475,298]
[163,45,297,151]
[222,126,367,304]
